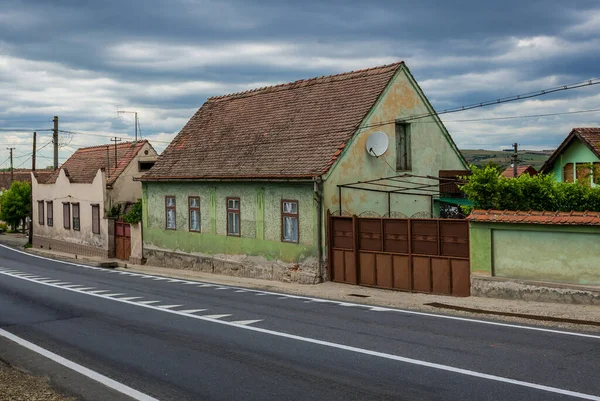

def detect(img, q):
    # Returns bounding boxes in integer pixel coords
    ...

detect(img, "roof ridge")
[75,140,147,152]
[207,62,404,102]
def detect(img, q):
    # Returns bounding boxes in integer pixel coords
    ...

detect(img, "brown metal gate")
[328,214,470,296]
[115,221,131,261]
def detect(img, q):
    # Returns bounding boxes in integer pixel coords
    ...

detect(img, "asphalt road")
[0,245,599,401]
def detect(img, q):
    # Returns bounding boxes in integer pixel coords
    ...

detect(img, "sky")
[1,0,600,169]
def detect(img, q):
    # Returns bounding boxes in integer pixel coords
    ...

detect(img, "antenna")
[117,109,139,141]
[366,131,389,157]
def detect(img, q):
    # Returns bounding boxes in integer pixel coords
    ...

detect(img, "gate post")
[327,210,333,281]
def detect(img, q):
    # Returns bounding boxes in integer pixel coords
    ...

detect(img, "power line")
[409,107,600,124]
[58,129,173,144]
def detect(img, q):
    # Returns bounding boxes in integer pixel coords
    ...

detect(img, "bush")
[122,199,142,224]
[461,164,600,212]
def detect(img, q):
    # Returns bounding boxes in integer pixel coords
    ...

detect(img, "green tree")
[0,181,31,231]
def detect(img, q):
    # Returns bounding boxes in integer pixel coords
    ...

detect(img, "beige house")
[32,140,157,261]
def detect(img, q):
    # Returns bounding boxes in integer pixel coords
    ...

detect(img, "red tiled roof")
[540,128,600,173]
[467,209,600,226]
[501,165,537,178]
[142,62,404,180]
[45,141,148,185]
[0,169,53,190]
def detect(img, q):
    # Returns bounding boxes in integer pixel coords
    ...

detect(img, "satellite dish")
[366,131,389,157]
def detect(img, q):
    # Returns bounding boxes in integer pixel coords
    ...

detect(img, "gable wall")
[323,66,466,217]
[108,142,158,206]
[547,138,600,182]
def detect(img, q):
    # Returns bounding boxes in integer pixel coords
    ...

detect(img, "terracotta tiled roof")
[467,209,600,226]
[540,128,600,173]
[501,165,537,178]
[0,169,53,190]
[45,141,148,185]
[142,62,404,180]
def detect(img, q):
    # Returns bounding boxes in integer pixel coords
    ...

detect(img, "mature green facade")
[546,139,600,182]
[143,181,317,263]
[470,222,600,285]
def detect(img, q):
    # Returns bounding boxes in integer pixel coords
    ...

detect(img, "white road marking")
[38,279,61,283]
[255,293,267,296]
[118,297,143,301]
[0,328,160,401]
[370,307,392,312]
[2,270,600,400]
[138,301,161,304]
[235,290,248,293]
[157,305,183,309]
[178,309,208,314]
[87,290,111,294]
[180,282,198,285]
[152,277,168,281]
[214,287,227,290]
[61,285,85,288]
[54,282,71,285]
[202,314,232,319]
[167,279,185,283]
[104,293,126,297]
[1,244,598,341]
[75,287,95,291]
[232,320,263,326]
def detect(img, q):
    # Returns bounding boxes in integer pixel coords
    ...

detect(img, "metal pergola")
[336,173,468,216]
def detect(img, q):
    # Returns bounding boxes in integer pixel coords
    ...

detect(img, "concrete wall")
[108,142,158,206]
[129,222,143,264]
[323,65,467,218]
[470,222,600,286]
[547,138,600,182]
[142,181,319,281]
[32,169,113,257]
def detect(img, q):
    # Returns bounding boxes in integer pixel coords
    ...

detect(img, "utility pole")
[6,147,15,184]
[512,142,519,178]
[53,116,59,170]
[117,110,139,141]
[111,137,122,170]
[32,131,37,171]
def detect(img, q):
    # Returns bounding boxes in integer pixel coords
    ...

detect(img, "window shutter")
[576,163,591,186]
[563,163,574,183]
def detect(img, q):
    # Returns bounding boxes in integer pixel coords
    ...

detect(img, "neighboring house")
[140,62,469,283]
[501,165,537,178]
[31,141,158,260]
[540,128,600,185]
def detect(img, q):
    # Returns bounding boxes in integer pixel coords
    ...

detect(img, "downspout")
[313,176,323,283]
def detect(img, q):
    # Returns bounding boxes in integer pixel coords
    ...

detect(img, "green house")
[140,62,468,283]
[540,128,600,184]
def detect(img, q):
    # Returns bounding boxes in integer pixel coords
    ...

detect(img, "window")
[227,197,240,236]
[396,122,411,171]
[281,200,299,243]
[46,201,53,226]
[91,204,100,234]
[188,196,200,232]
[72,203,80,231]
[563,163,574,183]
[138,161,155,172]
[165,196,176,230]
[38,201,44,225]
[63,202,70,229]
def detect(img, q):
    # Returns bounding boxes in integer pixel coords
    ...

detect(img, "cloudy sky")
[1,0,599,169]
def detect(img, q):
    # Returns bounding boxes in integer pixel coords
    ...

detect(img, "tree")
[0,181,31,231]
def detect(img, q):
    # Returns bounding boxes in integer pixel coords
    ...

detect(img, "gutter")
[135,177,315,183]
[313,176,324,283]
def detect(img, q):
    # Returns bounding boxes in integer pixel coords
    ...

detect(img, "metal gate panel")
[411,220,439,255]
[332,250,346,283]
[359,253,376,285]
[393,255,411,290]
[440,220,469,258]
[412,256,431,292]
[451,259,471,297]
[375,254,393,288]
[383,220,409,253]
[431,258,451,295]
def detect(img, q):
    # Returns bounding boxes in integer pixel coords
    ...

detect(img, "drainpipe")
[313,176,324,283]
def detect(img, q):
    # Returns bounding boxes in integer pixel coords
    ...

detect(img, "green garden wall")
[470,222,600,285]
[143,181,318,262]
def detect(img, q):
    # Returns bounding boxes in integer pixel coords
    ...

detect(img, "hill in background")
[460,149,554,171]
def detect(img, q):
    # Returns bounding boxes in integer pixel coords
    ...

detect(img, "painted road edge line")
[0,328,160,401]
[1,243,599,340]
[1,271,600,400]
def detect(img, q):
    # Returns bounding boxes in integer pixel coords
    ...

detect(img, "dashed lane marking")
[118,297,144,301]
[178,309,208,314]
[138,301,161,305]
[104,293,126,297]
[202,314,232,320]
[157,305,183,309]
[232,320,263,326]
[87,290,111,294]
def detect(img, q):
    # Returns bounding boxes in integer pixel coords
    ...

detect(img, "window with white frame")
[189,196,200,232]
[227,197,240,236]
[281,200,299,243]
[165,196,176,230]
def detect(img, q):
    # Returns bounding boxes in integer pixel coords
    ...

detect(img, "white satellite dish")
[366,131,389,157]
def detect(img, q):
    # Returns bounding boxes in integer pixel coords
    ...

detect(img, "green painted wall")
[470,222,600,285]
[143,181,317,262]
[323,65,467,218]
[547,138,600,182]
